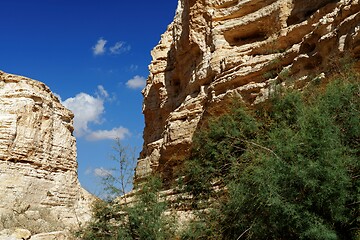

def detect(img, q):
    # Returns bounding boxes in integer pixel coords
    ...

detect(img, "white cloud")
[92,38,130,56]
[86,127,130,141]
[126,75,146,89]
[96,85,109,98]
[53,93,62,102]
[129,64,138,72]
[94,167,113,177]
[63,92,104,137]
[109,41,130,54]
[60,86,130,141]
[110,42,123,54]
[92,38,107,55]
[85,167,92,175]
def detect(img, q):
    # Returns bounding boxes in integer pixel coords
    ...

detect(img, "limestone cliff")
[136,0,360,183]
[0,71,92,233]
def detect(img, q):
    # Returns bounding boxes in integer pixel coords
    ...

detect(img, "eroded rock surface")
[136,0,360,183]
[0,71,92,233]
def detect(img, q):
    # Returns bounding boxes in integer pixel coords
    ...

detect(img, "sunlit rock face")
[0,71,92,231]
[136,0,360,183]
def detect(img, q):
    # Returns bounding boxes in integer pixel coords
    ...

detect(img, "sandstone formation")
[0,229,70,240]
[136,0,360,183]
[0,71,92,234]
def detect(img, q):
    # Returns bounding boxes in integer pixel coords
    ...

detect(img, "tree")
[181,74,360,239]
[101,138,137,201]
[76,140,175,240]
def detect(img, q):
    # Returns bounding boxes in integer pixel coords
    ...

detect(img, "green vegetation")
[77,176,175,240]
[77,66,359,239]
[76,140,174,239]
[101,138,137,199]
[181,70,359,239]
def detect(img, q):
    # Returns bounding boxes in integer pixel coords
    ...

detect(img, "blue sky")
[0,0,178,196]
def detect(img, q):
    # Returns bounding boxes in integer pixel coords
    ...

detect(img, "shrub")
[76,139,175,240]
[181,73,360,239]
[77,176,175,240]
[183,104,259,203]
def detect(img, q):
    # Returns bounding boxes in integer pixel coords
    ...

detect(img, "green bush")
[77,176,175,240]
[181,73,360,239]
[126,177,175,240]
[183,105,259,203]
[77,199,123,239]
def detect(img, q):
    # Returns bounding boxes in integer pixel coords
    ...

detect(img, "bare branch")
[236,226,252,240]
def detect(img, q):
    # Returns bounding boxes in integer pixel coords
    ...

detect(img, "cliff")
[136,0,360,183]
[0,71,92,234]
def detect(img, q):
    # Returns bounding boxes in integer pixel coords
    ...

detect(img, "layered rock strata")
[0,71,92,232]
[136,0,360,183]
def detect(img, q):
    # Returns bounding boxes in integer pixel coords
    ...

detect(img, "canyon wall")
[0,71,92,233]
[136,0,360,183]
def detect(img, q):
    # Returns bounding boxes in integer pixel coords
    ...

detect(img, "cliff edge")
[0,71,92,234]
[136,0,360,183]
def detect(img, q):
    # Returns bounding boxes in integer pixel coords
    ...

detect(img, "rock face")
[0,71,92,233]
[136,0,360,183]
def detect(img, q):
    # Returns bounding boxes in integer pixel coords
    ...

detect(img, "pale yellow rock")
[12,229,31,240]
[0,229,13,240]
[30,231,71,240]
[0,229,31,240]
[136,0,360,183]
[0,71,93,232]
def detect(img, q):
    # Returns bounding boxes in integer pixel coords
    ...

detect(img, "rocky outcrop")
[0,229,71,240]
[0,71,92,233]
[136,0,360,183]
